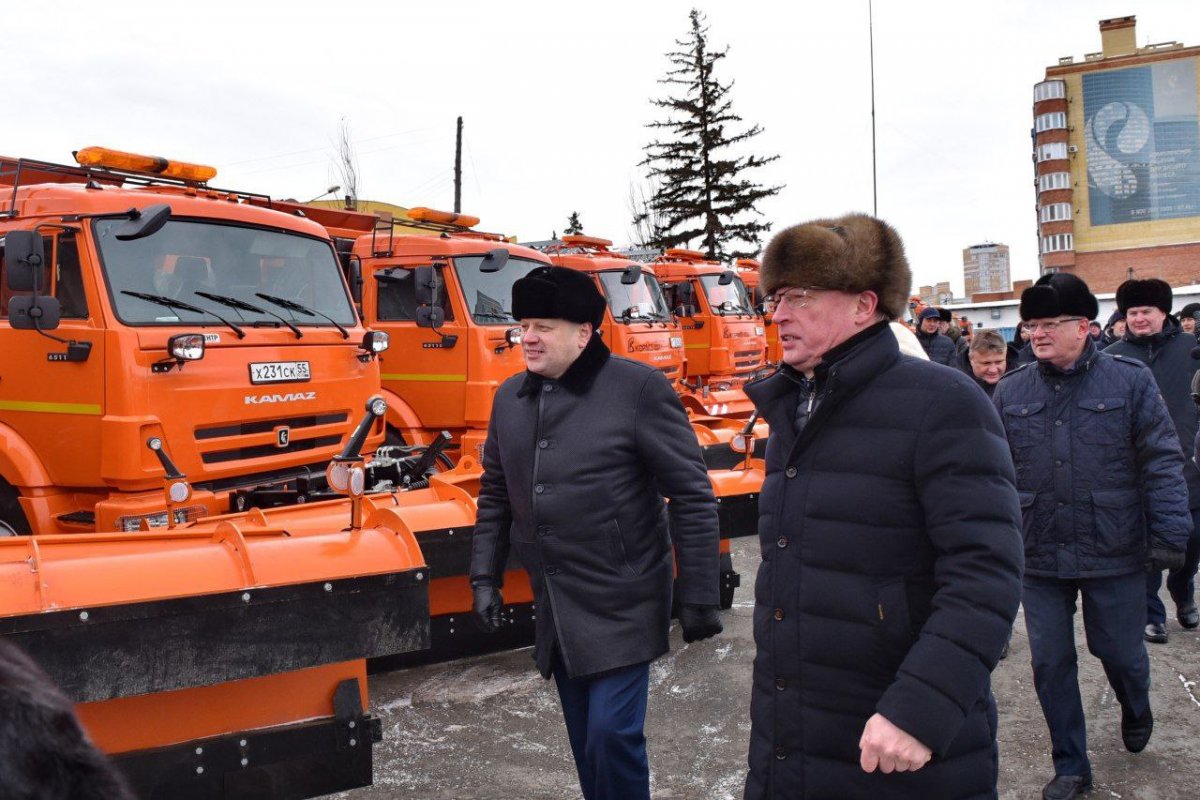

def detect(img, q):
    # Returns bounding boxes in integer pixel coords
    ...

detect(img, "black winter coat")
[914,329,956,366]
[743,325,1023,800]
[992,341,1191,578]
[470,336,720,679]
[1105,319,1200,508]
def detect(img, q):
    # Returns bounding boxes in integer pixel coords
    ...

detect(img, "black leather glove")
[471,580,503,633]
[1149,546,1186,573]
[678,604,723,643]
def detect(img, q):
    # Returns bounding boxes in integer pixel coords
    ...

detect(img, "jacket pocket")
[607,519,638,577]
[1002,402,1047,448]
[1076,397,1127,445]
[1017,490,1037,544]
[1091,488,1144,557]
[875,578,913,653]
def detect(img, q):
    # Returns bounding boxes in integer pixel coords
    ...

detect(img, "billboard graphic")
[1083,58,1200,225]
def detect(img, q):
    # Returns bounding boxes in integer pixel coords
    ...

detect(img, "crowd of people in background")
[910,275,1200,800]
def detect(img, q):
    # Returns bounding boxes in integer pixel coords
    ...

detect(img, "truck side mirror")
[114,204,171,241]
[4,231,45,291]
[479,248,509,273]
[8,295,62,330]
[416,306,445,329]
[718,270,735,285]
[620,264,642,285]
[413,265,441,306]
[347,255,363,305]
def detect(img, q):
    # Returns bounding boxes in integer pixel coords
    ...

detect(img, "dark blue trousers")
[551,654,650,800]
[1024,572,1151,777]
[1146,506,1200,625]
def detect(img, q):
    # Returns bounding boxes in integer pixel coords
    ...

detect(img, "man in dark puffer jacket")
[743,214,1023,799]
[1105,279,1200,644]
[993,273,1190,800]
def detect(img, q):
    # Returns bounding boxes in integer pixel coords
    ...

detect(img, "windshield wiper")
[195,291,303,339]
[121,290,246,339]
[255,292,349,339]
[472,311,514,323]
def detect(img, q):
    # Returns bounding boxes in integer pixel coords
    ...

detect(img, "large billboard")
[1083,58,1200,225]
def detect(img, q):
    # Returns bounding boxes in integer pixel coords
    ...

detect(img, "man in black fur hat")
[993,273,1190,799]
[469,266,721,800]
[1105,279,1200,644]
[1179,301,1200,336]
[742,214,1022,799]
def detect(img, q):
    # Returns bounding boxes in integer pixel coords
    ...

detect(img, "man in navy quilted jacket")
[743,214,1023,799]
[993,273,1190,800]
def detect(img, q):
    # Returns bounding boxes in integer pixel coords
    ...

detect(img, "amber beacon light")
[74,146,218,183]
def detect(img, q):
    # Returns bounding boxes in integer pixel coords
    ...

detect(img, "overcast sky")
[5,1,1199,296]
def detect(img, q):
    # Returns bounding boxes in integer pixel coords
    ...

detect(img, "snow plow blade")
[0,520,429,798]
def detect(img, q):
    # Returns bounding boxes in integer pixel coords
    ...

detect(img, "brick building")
[1034,16,1200,292]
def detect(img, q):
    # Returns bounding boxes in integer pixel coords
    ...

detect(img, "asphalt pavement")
[334,537,1200,799]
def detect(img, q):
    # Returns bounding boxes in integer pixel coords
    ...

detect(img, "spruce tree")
[637,9,782,260]
[565,212,584,235]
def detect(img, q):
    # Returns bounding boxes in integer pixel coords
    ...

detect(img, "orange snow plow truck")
[0,148,451,798]
[653,248,768,418]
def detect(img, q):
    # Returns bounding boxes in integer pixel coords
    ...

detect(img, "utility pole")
[454,116,463,213]
[869,0,878,216]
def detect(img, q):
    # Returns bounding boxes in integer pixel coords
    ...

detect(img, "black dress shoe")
[1042,773,1092,799]
[1122,707,1153,753]
[1144,622,1168,643]
[1178,601,1199,630]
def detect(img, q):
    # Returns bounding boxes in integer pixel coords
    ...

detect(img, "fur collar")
[517,334,611,398]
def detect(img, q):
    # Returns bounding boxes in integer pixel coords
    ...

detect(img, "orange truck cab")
[0,149,438,797]
[653,248,767,418]
[735,258,780,365]
[0,150,393,535]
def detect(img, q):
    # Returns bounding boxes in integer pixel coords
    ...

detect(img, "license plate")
[249,361,311,384]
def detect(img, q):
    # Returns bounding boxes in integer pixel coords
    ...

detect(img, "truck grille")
[195,413,348,440]
[201,435,343,465]
[195,413,350,465]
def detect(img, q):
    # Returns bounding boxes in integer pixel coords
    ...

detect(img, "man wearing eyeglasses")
[992,273,1190,800]
[1104,279,1200,645]
[742,214,1023,799]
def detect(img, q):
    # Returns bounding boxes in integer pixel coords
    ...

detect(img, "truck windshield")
[94,218,357,327]
[453,255,545,324]
[598,271,672,322]
[699,274,755,316]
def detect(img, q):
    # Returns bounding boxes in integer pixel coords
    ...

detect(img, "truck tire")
[0,480,31,536]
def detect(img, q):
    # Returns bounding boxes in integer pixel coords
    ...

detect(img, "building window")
[1039,202,1073,223]
[1035,112,1067,132]
[1040,233,1074,253]
[1034,80,1066,102]
[1037,142,1069,162]
[1038,172,1071,192]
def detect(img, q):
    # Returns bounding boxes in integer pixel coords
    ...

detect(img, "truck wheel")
[0,481,31,536]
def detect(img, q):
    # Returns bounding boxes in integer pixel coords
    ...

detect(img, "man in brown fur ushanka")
[742,214,1023,799]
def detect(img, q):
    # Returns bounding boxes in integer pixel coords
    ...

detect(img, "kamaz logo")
[244,392,317,405]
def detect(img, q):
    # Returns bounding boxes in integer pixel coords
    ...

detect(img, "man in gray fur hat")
[742,213,1022,799]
